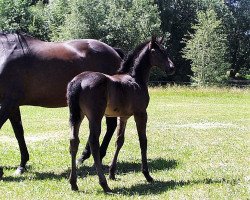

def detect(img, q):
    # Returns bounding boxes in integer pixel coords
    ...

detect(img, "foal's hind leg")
[69,119,82,191]
[88,118,111,193]
[134,112,154,182]
[109,117,128,180]
[77,117,117,166]
[9,107,29,175]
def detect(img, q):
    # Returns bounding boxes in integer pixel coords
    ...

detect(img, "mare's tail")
[67,80,82,126]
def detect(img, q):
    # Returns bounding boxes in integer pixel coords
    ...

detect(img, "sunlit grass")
[0,86,249,199]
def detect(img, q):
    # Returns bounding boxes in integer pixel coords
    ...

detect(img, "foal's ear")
[149,36,157,49]
[159,36,164,44]
[151,35,157,43]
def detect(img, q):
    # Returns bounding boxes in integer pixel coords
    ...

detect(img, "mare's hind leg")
[9,107,29,175]
[109,117,128,180]
[88,118,111,193]
[77,117,117,165]
[134,112,154,182]
[69,118,82,191]
[100,117,117,160]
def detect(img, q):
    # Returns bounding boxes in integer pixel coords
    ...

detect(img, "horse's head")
[148,36,175,75]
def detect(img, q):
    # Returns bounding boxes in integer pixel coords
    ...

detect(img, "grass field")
[0,86,249,199]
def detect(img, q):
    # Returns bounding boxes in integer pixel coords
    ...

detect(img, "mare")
[67,36,175,192]
[0,33,123,177]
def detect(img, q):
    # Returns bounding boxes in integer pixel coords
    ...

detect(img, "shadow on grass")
[1,161,239,195]
[112,178,239,196]
[78,158,178,177]
[1,158,177,181]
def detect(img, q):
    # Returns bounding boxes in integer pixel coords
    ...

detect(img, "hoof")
[103,186,112,193]
[0,168,3,179]
[146,176,154,183]
[14,166,26,176]
[109,174,116,180]
[76,158,83,166]
[71,184,79,191]
[100,181,112,193]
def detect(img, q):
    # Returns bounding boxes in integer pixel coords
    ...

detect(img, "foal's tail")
[67,80,82,126]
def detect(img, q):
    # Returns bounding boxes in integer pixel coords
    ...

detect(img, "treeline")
[0,0,249,85]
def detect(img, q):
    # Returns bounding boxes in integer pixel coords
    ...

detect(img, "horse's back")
[64,39,122,73]
[0,35,122,107]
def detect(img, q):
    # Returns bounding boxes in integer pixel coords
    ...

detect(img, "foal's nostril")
[166,64,175,75]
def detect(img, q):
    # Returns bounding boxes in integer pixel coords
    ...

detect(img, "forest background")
[0,0,249,86]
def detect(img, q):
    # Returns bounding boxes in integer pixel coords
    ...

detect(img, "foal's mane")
[117,40,150,74]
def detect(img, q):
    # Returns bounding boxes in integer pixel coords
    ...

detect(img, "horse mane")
[0,31,32,54]
[112,47,125,60]
[117,40,150,74]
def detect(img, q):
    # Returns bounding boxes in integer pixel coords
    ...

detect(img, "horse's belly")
[105,103,133,117]
[21,89,68,108]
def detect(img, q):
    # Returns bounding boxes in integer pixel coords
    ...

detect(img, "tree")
[156,0,235,83]
[0,0,32,33]
[58,0,161,51]
[44,0,70,41]
[29,1,51,40]
[226,0,250,77]
[183,9,230,85]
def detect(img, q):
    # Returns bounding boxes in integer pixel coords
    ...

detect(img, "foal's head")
[148,36,175,75]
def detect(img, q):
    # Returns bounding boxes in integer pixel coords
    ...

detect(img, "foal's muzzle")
[165,59,175,75]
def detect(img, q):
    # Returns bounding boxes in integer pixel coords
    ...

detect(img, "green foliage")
[183,9,230,86]
[227,0,250,74]
[58,0,161,50]
[0,0,248,84]
[44,0,70,41]
[0,0,32,32]
[102,0,161,50]
[28,1,50,40]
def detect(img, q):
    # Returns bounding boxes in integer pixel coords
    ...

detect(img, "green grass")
[0,86,249,199]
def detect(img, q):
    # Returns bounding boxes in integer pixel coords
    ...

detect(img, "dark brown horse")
[67,36,175,192]
[0,33,123,177]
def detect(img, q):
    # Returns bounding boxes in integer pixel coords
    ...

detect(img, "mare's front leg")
[109,117,128,180]
[0,167,3,179]
[9,107,29,175]
[0,101,10,178]
[89,118,111,193]
[134,112,154,182]
[77,117,117,166]
[0,99,28,176]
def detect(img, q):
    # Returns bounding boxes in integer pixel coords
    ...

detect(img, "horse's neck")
[132,47,151,85]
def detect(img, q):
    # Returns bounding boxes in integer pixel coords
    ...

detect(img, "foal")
[67,36,175,192]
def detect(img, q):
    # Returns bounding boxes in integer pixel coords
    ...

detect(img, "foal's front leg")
[134,112,154,182]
